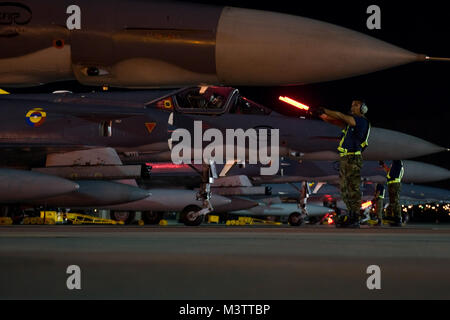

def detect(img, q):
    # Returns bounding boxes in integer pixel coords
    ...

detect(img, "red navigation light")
[361,201,373,209]
[279,96,310,111]
[145,163,190,170]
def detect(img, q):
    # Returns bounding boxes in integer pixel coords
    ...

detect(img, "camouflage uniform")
[339,154,363,214]
[373,183,385,221]
[387,182,401,219]
[335,112,370,227]
[385,160,404,222]
[374,197,384,220]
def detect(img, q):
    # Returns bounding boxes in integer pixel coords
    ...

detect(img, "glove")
[310,107,325,118]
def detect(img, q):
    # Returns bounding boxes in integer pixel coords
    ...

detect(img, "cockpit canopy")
[148,86,272,115]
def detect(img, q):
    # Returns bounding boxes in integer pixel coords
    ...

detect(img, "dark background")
[8,0,450,189]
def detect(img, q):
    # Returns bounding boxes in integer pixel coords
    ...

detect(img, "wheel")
[8,206,24,225]
[180,205,203,226]
[142,211,163,225]
[110,211,135,224]
[288,212,303,226]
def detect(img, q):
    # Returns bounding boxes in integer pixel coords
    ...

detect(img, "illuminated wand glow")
[279,96,310,111]
[361,201,373,209]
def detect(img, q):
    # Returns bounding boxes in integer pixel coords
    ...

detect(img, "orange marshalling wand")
[279,96,310,111]
[361,201,373,209]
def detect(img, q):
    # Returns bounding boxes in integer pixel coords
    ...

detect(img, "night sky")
[8,0,450,189]
[203,0,450,190]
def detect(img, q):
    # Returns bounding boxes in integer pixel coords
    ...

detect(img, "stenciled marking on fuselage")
[26,108,46,127]
[0,2,32,25]
[145,122,156,134]
[170,120,280,175]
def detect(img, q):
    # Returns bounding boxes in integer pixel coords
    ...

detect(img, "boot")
[389,216,402,227]
[335,211,360,228]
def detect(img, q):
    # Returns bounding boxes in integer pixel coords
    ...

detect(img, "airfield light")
[279,96,310,111]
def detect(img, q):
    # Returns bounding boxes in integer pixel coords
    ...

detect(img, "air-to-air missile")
[0,0,446,88]
[228,197,334,226]
[0,168,79,202]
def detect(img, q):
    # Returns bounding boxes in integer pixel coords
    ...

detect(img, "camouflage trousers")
[339,154,362,214]
[387,182,401,218]
[374,197,384,219]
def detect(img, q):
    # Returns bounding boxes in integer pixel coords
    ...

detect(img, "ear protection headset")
[360,101,368,115]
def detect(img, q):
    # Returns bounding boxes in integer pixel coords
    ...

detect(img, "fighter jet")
[249,159,450,185]
[1,87,445,168]
[0,88,446,225]
[144,159,450,187]
[269,182,450,207]
[0,0,444,88]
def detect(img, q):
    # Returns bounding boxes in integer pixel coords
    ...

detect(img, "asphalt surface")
[1,223,450,300]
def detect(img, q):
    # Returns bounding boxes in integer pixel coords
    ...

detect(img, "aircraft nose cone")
[403,161,450,183]
[216,7,422,85]
[364,128,445,160]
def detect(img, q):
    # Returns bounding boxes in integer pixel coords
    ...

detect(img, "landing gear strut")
[182,160,218,226]
[289,181,310,226]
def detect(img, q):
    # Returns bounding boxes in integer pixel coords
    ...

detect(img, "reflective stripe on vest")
[337,122,371,156]
[387,166,404,184]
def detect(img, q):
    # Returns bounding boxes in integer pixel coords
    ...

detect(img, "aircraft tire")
[288,212,303,226]
[142,211,163,225]
[181,205,203,226]
[110,211,136,225]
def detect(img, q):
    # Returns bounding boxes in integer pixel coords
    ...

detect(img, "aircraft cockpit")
[173,86,235,114]
[148,86,273,116]
[229,95,272,115]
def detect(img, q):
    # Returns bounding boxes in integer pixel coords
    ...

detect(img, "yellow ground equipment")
[24,211,125,225]
[226,216,282,226]
[367,218,404,226]
[37,211,64,224]
[65,213,124,225]
[207,215,220,224]
[0,217,13,225]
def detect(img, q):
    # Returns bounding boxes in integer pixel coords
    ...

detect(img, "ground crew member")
[314,100,371,227]
[372,183,385,225]
[380,160,404,226]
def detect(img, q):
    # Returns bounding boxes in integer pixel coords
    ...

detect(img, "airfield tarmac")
[1,223,450,300]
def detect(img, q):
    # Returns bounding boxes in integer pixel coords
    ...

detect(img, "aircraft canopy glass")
[174,87,235,114]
